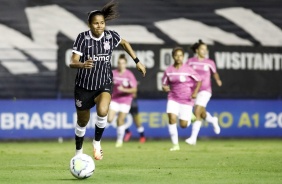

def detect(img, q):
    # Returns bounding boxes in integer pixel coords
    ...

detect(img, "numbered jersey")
[186,57,217,93]
[112,69,137,105]
[162,64,201,105]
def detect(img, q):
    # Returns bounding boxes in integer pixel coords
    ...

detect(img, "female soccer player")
[162,47,202,151]
[69,1,146,160]
[107,54,138,147]
[185,40,222,145]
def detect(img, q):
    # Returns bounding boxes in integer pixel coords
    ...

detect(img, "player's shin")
[75,123,86,155]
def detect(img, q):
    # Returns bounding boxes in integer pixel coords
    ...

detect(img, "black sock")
[125,128,130,133]
[140,132,145,137]
[95,125,105,141]
[75,135,84,150]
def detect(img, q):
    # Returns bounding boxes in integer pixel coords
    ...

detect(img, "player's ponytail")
[101,0,119,21]
[191,39,206,53]
[88,0,119,23]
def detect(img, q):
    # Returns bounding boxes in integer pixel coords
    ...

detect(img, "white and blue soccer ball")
[70,154,95,179]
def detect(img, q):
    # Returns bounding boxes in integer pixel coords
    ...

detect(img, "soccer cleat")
[93,147,103,160]
[169,144,180,151]
[115,141,123,148]
[124,132,132,142]
[212,117,221,134]
[139,136,146,143]
[185,138,196,145]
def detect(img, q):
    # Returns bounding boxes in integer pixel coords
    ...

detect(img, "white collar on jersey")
[89,30,104,41]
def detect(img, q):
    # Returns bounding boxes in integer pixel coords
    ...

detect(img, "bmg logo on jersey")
[92,55,110,62]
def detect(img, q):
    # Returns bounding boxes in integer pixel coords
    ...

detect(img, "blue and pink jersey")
[186,57,217,93]
[162,64,201,105]
[112,69,137,105]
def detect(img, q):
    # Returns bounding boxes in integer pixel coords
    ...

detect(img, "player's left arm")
[118,86,137,94]
[213,73,222,87]
[210,60,222,87]
[118,72,137,94]
[119,39,146,77]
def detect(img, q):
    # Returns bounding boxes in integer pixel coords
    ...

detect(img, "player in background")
[123,93,146,143]
[69,1,146,160]
[162,47,202,151]
[185,39,222,145]
[107,54,138,147]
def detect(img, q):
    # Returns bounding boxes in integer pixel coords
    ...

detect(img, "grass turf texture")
[0,139,281,184]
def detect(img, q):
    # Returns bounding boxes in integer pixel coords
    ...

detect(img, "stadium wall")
[0,99,281,140]
[0,0,282,99]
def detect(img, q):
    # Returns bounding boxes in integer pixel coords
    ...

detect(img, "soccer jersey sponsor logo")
[105,34,112,40]
[92,55,110,62]
[85,35,91,40]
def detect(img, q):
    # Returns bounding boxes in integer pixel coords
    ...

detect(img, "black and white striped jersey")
[72,30,121,90]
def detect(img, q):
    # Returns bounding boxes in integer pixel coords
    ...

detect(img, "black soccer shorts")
[74,83,113,110]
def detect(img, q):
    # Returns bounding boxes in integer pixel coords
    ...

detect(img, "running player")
[124,93,146,143]
[69,1,146,160]
[107,54,138,147]
[162,47,202,151]
[185,39,222,145]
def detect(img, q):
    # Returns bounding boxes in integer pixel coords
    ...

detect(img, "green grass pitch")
[0,139,281,184]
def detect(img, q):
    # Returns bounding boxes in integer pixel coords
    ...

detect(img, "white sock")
[75,149,83,155]
[75,123,86,137]
[137,126,144,133]
[92,140,101,150]
[190,121,202,140]
[117,124,126,143]
[205,112,215,124]
[168,124,178,145]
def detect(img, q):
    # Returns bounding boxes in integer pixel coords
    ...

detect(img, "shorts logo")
[76,99,82,107]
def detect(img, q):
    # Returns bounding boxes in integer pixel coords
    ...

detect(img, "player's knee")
[97,106,109,117]
[77,117,89,126]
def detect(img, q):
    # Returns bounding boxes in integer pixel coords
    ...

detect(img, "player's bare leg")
[168,113,180,151]
[92,92,111,160]
[185,105,202,145]
[75,109,90,155]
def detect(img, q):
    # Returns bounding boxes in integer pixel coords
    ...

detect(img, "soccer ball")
[70,154,95,179]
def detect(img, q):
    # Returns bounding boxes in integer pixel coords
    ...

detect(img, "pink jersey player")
[108,54,138,148]
[112,69,137,105]
[186,57,217,93]
[185,40,222,146]
[162,63,201,106]
[162,47,202,151]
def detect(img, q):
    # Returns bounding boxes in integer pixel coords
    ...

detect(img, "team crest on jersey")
[105,34,112,40]
[76,99,82,107]
[179,75,186,82]
[122,80,129,87]
[85,35,91,40]
[204,65,209,71]
[104,41,110,50]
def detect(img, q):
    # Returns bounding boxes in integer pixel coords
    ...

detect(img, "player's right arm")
[161,70,170,92]
[70,53,94,69]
